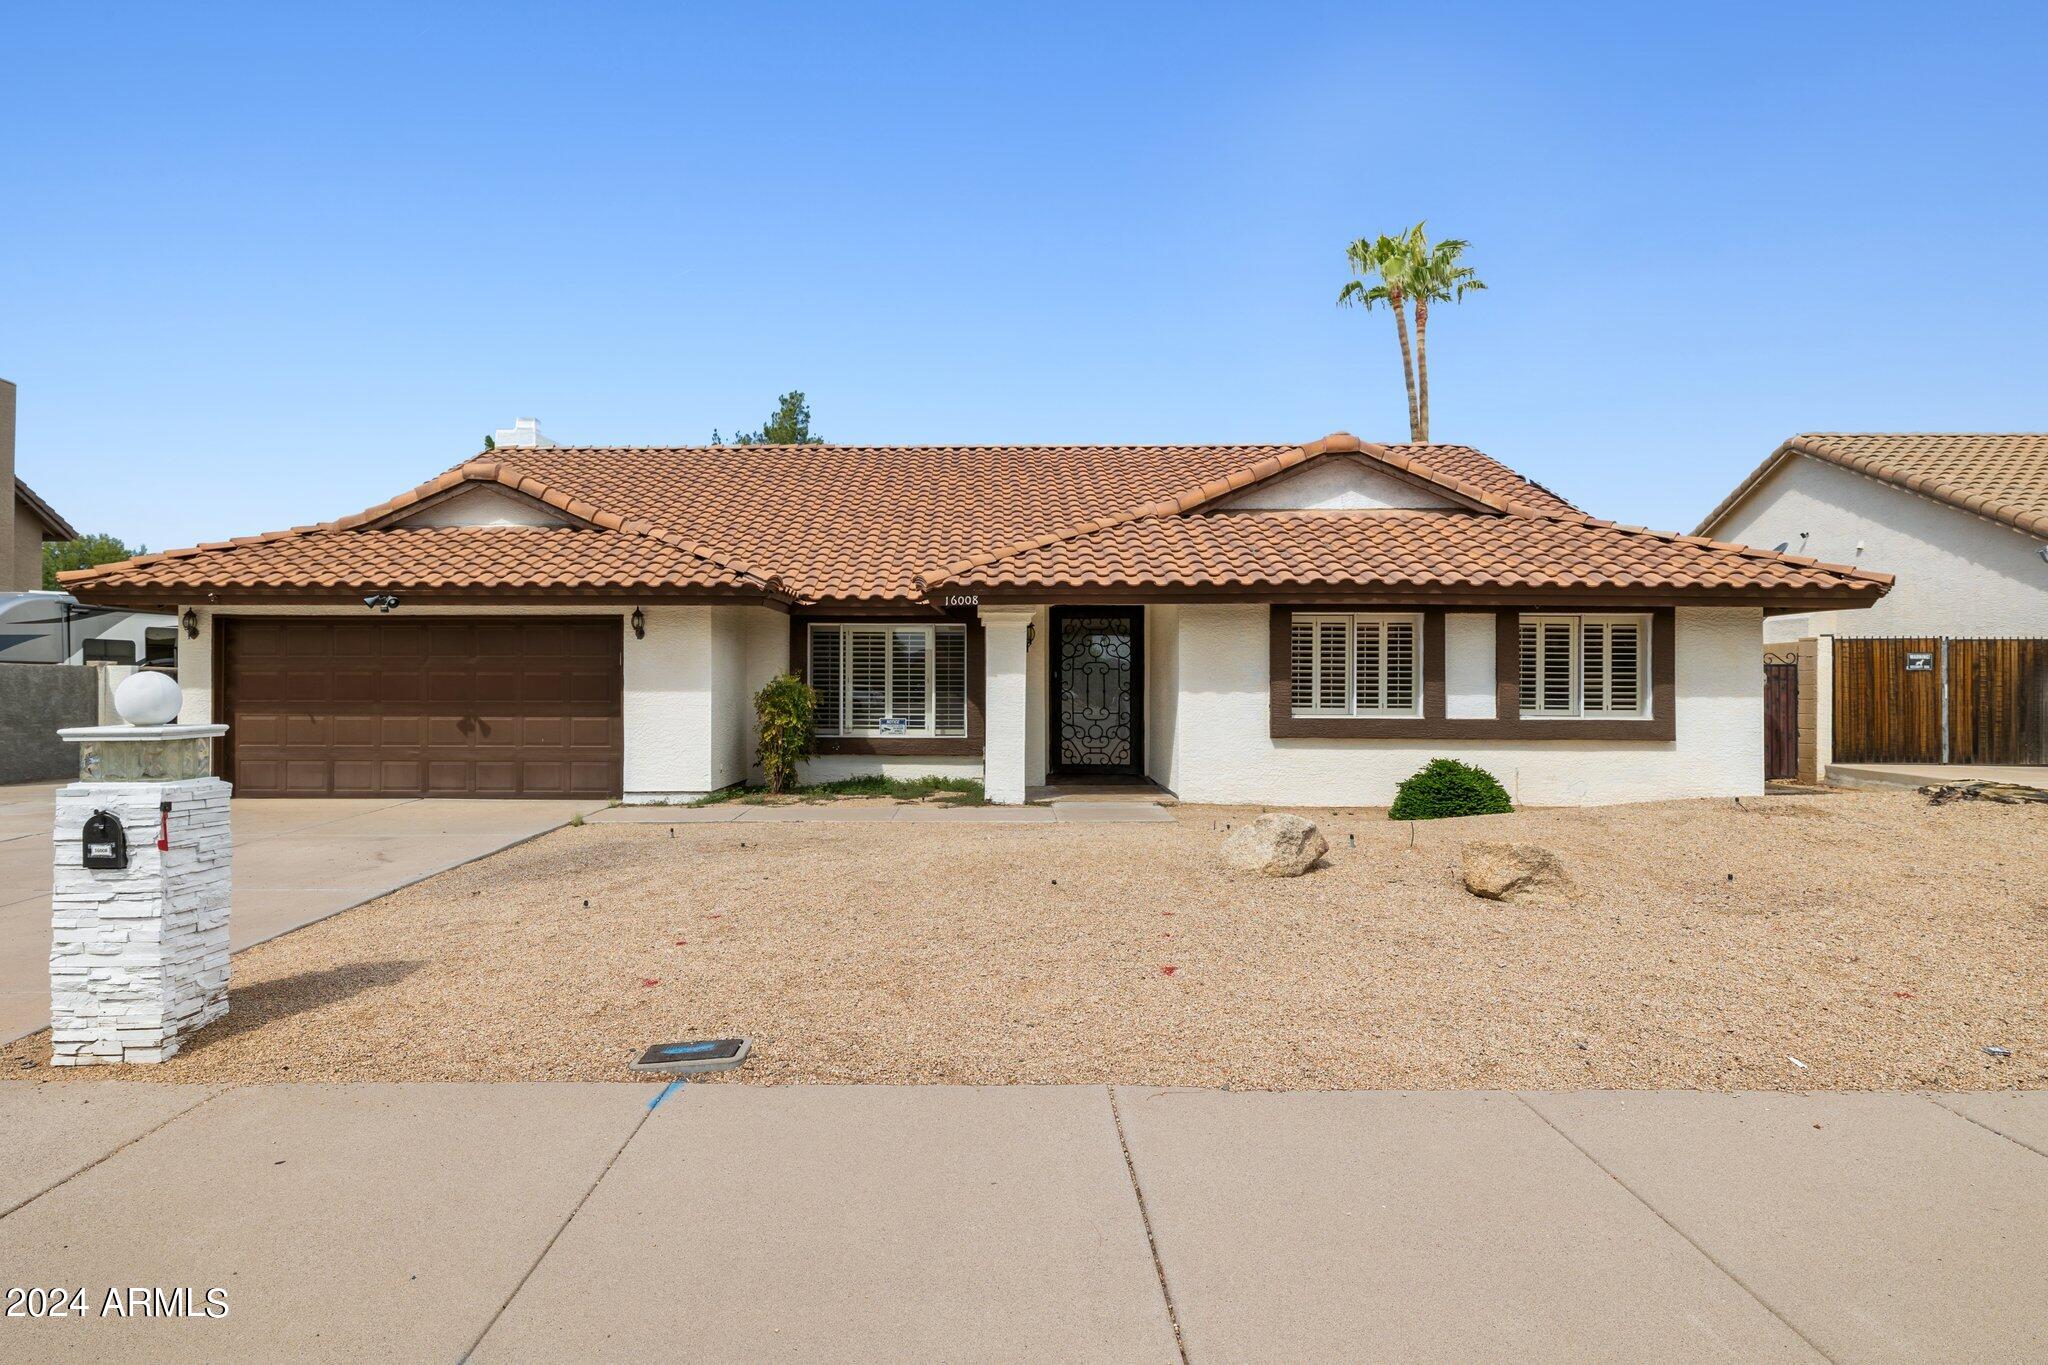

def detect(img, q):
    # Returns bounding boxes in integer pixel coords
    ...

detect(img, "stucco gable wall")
[1215,456,1462,510]
[1711,454,2048,640]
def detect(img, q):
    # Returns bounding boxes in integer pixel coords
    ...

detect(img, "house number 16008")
[941,594,979,607]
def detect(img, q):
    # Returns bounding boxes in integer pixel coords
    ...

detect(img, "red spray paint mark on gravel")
[640,979,660,987]
[1160,965,1178,977]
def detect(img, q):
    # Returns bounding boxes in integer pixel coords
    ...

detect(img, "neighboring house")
[1697,433,2048,777]
[0,380,176,666]
[63,428,1886,806]
[1,378,82,592]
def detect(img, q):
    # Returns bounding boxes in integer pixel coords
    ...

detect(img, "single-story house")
[63,430,1889,805]
[1697,433,2047,776]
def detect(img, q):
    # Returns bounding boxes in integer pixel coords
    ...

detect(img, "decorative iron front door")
[1051,608,1143,776]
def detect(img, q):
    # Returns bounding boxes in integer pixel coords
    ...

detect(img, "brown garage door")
[222,617,622,798]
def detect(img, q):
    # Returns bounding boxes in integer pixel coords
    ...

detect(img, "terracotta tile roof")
[60,457,787,601]
[67,432,1879,606]
[931,510,1890,600]
[1698,433,2048,539]
[485,437,1577,601]
[67,526,769,594]
[66,436,1577,604]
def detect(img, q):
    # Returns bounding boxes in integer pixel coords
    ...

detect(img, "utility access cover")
[631,1038,751,1076]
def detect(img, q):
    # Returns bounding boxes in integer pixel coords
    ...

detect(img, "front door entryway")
[1050,607,1143,777]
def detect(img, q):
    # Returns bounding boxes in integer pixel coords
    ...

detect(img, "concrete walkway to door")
[0,783,605,1046]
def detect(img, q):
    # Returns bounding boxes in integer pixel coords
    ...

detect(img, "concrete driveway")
[1,1084,2043,1362]
[0,783,604,1045]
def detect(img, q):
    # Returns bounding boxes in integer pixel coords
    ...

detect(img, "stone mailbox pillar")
[50,671,231,1066]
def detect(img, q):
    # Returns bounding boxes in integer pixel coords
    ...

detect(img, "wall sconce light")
[1026,621,1035,650]
[631,608,646,640]
[181,608,199,639]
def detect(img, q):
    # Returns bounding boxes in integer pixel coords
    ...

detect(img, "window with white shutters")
[1519,614,1649,718]
[1289,613,1424,718]
[809,624,968,737]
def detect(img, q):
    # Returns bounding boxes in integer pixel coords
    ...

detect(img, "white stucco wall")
[1025,605,1049,788]
[390,486,573,528]
[1167,603,1764,807]
[1711,454,2048,641]
[620,605,716,801]
[980,608,1035,803]
[1443,612,1495,718]
[799,754,986,784]
[1146,604,1181,792]
[1221,457,1459,510]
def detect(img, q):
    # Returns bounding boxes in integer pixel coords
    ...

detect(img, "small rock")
[1461,841,1574,905]
[1218,814,1328,877]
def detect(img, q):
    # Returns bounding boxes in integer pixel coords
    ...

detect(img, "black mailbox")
[82,810,128,870]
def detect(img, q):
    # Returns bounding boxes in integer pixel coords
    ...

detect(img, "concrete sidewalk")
[1,1084,2043,1362]
[0,784,604,1045]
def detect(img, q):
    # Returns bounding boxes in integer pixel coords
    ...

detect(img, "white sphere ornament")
[114,670,184,727]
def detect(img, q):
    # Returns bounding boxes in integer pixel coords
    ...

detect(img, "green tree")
[483,433,496,451]
[1337,223,1485,442]
[1337,230,1422,439]
[1407,232,1486,442]
[43,533,145,590]
[715,390,823,446]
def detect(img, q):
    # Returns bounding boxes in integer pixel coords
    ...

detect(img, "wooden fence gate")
[1764,661,1799,779]
[1834,637,2048,765]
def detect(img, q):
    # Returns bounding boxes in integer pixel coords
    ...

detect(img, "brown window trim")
[1269,605,1676,741]
[791,613,985,757]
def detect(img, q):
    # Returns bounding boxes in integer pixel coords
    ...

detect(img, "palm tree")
[1337,231,1422,440]
[1406,231,1486,441]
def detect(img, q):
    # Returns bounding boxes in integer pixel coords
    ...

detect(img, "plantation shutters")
[808,627,843,734]
[1519,614,1649,718]
[1288,613,1423,717]
[808,624,968,737]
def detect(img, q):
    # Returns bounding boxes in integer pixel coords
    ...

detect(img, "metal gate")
[1764,661,1799,779]
[1834,637,2048,765]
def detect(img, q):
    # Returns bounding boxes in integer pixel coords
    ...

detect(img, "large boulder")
[1219,814,1328,877]
[1461,841,1573,905]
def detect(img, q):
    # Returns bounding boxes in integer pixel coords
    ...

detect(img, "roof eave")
[64,582,795,611]
[15,479,81,542]
[945,582,1892,609]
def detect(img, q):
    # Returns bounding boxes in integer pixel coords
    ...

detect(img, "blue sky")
[4,1,2043,551]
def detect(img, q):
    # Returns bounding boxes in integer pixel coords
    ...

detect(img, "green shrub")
[753,673,817,794]
[1387,758,1513,820]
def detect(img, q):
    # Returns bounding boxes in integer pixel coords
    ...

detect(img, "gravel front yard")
[9,792,2045,1090]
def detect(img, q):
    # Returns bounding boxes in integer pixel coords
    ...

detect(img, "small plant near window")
[1388,758,1513,820]
[754,673,818,795]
